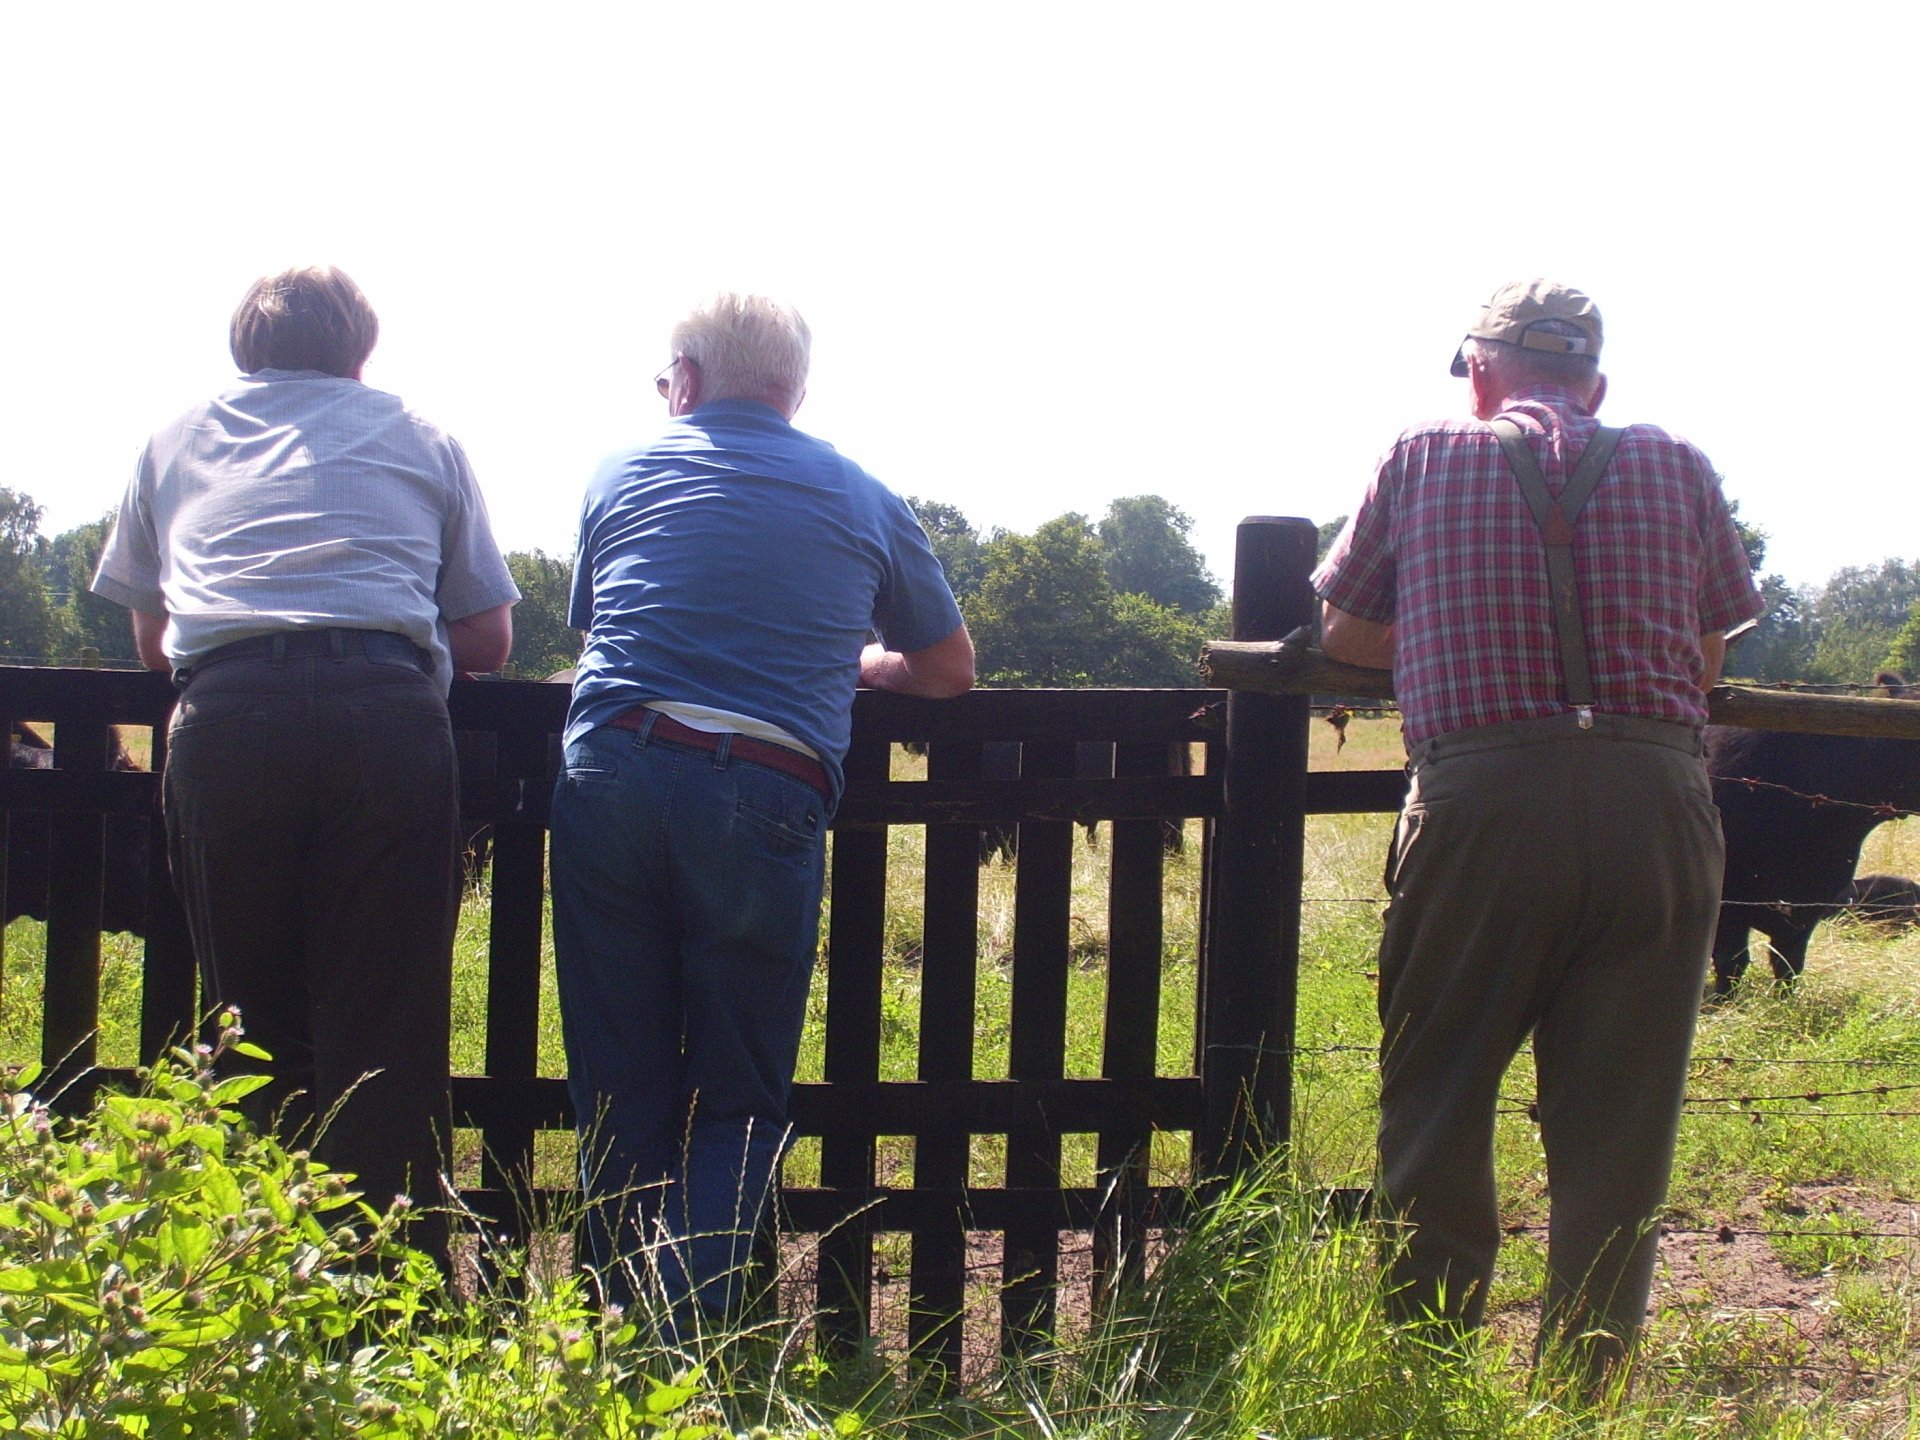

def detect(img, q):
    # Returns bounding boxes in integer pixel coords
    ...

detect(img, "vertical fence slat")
[1200,517,1317,1174]
[816,733,891,1347]
[137,720,196,1061]
[481,724,550,1216]
[1094,738,1167,1303]
[909,738,982,1372]
[44,720,111,1106]
[1003,739,1074,1353]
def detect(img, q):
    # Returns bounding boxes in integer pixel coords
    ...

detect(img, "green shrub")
[0,1023,876,1438]
[0,1015,440,1435]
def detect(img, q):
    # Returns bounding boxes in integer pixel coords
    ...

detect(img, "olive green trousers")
[1376,712,1722,1363]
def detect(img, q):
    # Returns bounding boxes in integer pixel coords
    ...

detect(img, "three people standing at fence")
[549,293,974,1336]
[1312,280,1763,1374]
[90,265,521,1274]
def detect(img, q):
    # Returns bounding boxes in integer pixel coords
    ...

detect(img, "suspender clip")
[1575,705,1594,730]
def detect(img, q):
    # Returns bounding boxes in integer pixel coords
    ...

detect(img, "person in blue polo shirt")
[552,293,974,1334]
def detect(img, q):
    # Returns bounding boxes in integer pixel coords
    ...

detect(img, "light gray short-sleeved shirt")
[92,369,520,693]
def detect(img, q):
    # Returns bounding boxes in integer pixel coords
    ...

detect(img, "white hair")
[670,293,811,411]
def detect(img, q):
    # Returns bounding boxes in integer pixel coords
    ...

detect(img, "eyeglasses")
[654,356,685,398]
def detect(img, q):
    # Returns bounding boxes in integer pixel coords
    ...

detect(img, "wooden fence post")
[138,720,198,1064]
[1198,516,1317,1175]
[44,720,110,1106]
[816,731,891,1350]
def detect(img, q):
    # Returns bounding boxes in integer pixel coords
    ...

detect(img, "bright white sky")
[2,5,1910,596]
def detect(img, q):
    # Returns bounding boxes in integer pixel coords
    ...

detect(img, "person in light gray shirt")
[93,265,519,1273]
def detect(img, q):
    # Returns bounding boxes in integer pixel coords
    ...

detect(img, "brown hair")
[229,266,379,378]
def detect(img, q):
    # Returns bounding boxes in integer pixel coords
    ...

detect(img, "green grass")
[11,716,1920,1430]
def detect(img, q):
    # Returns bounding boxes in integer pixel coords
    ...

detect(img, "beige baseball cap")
[1449,278,1603,377]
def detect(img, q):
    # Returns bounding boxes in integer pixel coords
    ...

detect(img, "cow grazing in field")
[453,726,500,881]
[4,723,152,936]
[974,740,1190,864]
[451,668,575,882]
[1706,676,1920,993]
[1839,873,1920,929]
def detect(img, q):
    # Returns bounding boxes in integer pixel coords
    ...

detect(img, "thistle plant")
[0,1012,429,1436]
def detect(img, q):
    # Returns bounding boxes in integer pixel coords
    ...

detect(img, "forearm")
[447,603,514,673]
[1698,631,1726,690]
[131,610,170,673]
[861,624,976,698]
[1320,601,1395,670]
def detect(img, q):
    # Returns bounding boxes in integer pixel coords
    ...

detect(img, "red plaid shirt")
[1313,386,1762,748]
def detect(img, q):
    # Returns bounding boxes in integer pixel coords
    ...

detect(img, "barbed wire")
[1300,896,1920,917]
[1503,1219,1920,1246]
[1297,1048,1920,1077]
[1695,1055,1920,1068]
[1309,679,1908,713]
[1684,1082,1920,1104]
[1498,1102,1920,1121]
[1716,773,1920,823]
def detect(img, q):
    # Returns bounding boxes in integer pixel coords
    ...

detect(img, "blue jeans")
[549,721,827,1330]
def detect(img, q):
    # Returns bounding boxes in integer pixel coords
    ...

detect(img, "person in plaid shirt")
[1313,279,1762,1376]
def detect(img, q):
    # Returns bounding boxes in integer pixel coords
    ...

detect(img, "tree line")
[1723,511,1920,685]
[0,486,1227,686]
[6,480,1916,690]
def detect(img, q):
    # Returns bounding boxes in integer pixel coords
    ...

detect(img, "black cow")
[1839,873,1920,929]
[975,740,1190,864]
[4,723,152,936]
[1706,678,1920,993]
[453,727,501,881]
[452,669,575,882]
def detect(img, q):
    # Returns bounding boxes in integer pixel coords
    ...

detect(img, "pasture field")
[7,712,1920,1432]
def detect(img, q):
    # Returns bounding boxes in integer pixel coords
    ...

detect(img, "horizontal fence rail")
[1204,631,1920,740]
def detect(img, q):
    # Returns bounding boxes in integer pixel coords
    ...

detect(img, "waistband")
[605,705,831,801]
[174,628,432,688]
[1409,711,1704,768]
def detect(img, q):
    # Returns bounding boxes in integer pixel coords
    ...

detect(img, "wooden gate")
[0,518,1321,1362]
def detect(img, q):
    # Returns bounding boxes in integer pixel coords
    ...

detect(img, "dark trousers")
[163,645,460,1270]
[1376,713,1722,1367]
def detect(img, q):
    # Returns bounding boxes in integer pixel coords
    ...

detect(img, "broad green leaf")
[159,1212,214,1273]
[208,1074,273,1106]
[646,1379,699,1414]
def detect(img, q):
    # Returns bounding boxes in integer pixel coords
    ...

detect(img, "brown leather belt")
[606,706,829,800]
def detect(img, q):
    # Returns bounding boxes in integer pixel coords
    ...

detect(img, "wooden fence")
[0,517,1325,1367]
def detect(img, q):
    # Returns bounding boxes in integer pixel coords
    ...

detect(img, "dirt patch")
[1476,1184,1919,1409]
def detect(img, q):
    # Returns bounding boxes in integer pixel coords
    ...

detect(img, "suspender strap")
[1487,418,1625,711]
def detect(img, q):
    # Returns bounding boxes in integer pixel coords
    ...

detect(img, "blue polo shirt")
[565,400,963,808]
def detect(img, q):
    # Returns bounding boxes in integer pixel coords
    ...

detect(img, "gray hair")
[1464,320,1599,390]
[670,293,811,411]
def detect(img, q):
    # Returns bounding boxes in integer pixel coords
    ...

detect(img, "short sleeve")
[1695,465,1764,636]
[871,488,964,654]
[434,436,521,621]
[1311,448,1400,624]
[89,447,167,615]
